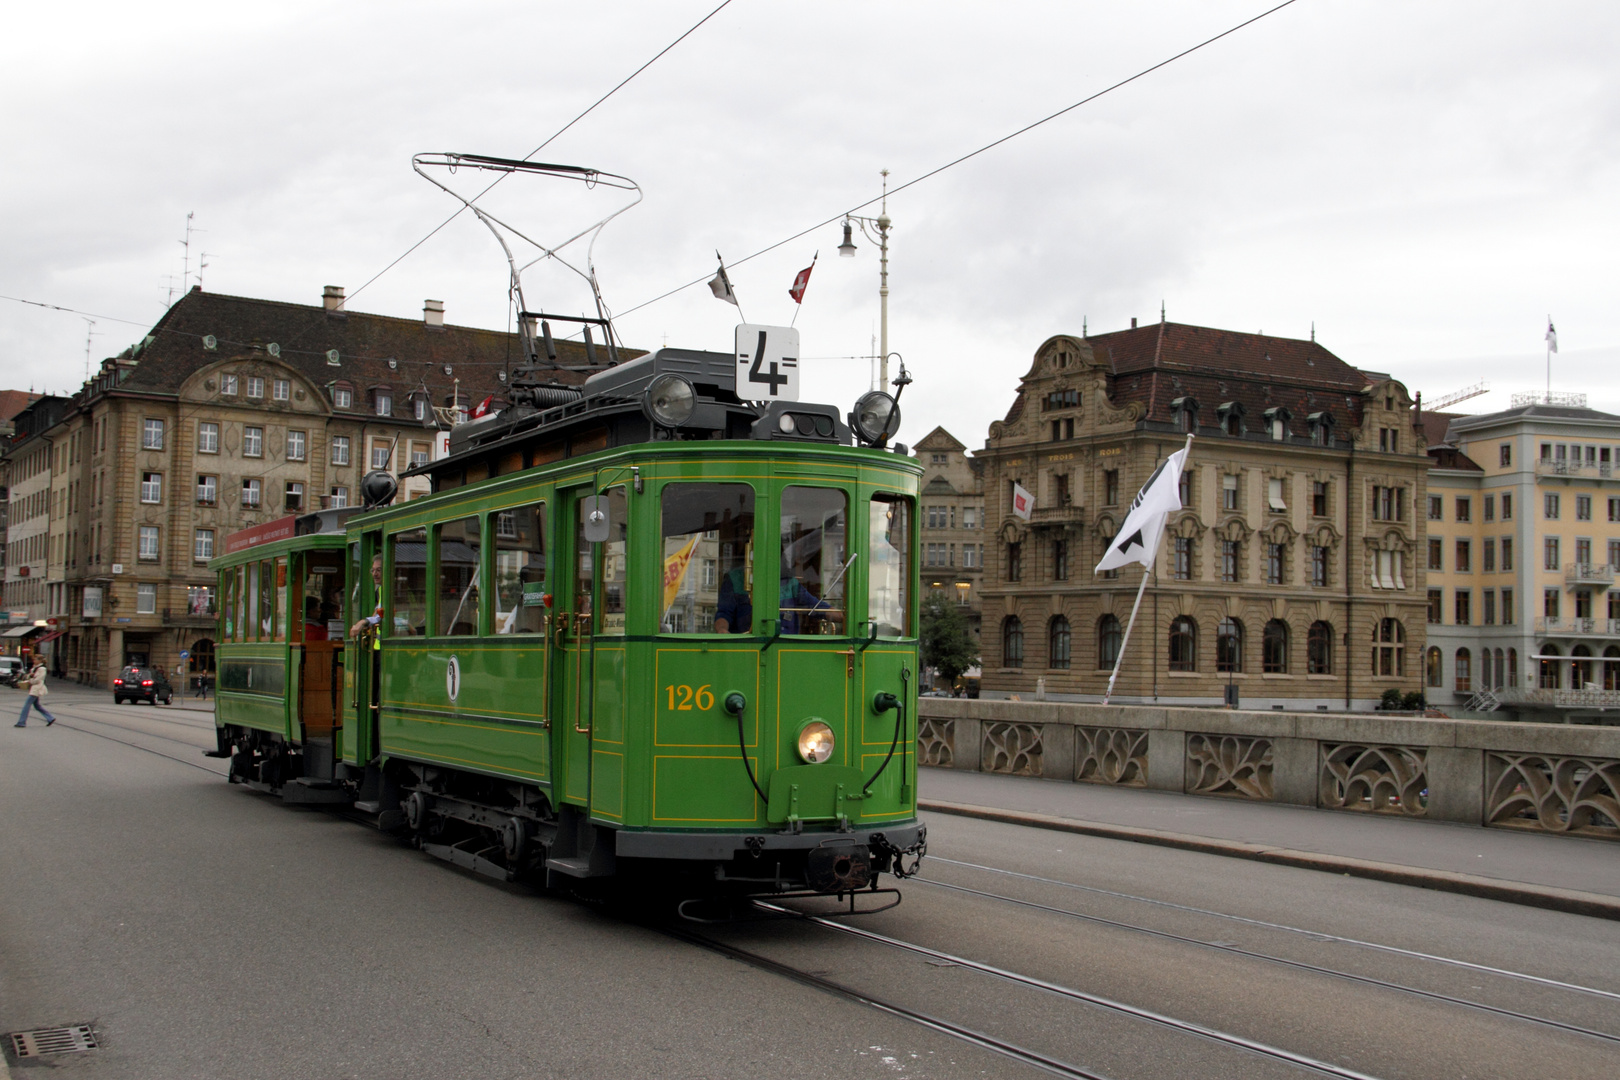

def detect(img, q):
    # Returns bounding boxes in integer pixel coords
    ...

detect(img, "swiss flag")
[471,395,495,419]
[789,258,816,304]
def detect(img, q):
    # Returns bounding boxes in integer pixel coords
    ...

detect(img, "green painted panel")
[652,754,761,824]
[766,763,865,824]
[592,750,624,820]
[653,648,760,747]
[772,647,850,772]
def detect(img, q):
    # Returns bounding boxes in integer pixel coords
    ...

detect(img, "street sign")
[735,324,800,401]
[179,650,190,661]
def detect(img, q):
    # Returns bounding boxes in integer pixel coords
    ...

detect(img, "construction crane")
[1428,381,1489,411]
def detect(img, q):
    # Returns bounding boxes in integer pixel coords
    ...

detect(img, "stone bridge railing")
[917,700,1620,841]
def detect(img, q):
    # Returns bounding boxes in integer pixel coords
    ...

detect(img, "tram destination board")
[736,324,799,401]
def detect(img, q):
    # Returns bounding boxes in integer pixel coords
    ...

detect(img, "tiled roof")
[1419,410,1461,447]
[1428,446,1483,471]
[1084,321,1376,428]
[0,390,41,422]
[103,287,624,408]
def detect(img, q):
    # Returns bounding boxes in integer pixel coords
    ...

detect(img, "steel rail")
[924,856,1620,1003]
[914,875,1620,1046]
[757,901,1388,1080]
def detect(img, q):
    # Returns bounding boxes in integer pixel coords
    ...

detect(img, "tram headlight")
[644,373,696,428]
[851,391,900,444]
[796,720,836,764]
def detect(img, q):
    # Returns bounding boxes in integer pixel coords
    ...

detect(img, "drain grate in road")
[8,1024,99,1058]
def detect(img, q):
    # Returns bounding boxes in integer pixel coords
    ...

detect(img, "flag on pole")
[470,394,495,419]
[661,534,701,611]
[1546,319,1558,354]
[789,256,817,304]
[1011,482,1034,521]
[1094,445,1190,573]
[709,254,738,306]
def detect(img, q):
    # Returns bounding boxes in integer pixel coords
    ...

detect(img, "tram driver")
[349,554,385,638]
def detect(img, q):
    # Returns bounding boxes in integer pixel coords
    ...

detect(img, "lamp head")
[837,221,857,257]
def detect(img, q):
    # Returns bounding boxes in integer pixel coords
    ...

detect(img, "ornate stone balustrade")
[917,698,1620,840]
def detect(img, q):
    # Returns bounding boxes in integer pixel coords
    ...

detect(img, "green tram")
[210,344,926,898]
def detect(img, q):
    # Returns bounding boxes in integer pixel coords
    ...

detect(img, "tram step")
[281,778,352,805]
[544,856,606,879]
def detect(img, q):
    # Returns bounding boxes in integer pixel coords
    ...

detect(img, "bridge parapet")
[917,700,1620,842]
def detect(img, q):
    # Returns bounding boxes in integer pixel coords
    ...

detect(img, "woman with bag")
[14,659,56,727]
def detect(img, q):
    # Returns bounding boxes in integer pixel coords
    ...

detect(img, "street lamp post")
[839,169,896,390]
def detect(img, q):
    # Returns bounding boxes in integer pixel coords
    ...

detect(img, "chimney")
[1130,317,1137,329]
[424,299,445,328]
[323,285,346,311]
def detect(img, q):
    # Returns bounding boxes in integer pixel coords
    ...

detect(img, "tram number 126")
[666,684,715,712]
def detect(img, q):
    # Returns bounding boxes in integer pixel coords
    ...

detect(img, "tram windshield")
[869,495,911,637]
[779,486,846,635]
[662,483,753,634]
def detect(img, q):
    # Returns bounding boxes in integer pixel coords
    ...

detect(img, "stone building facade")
[913,427,986,646]
[977,320,1430,709]
[10,285,596,687]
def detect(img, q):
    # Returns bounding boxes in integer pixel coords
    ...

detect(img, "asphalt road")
[3,684,1618,1079]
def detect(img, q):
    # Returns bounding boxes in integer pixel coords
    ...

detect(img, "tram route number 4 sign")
[735,324,799,401]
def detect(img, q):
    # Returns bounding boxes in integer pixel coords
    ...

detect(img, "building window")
[285,482,304,512]
[1007,542,1022,582]
[136,583,157,615]
[1372,550,1405,589]
[1455,539,1471,573]
[194,529,214,561]
[1307,621,1333,674]
[1177,470,1192,508]
[1221,539,1239,583]
[1169,616,1198,672]
[1427,495,1443,520]
[142,418,165,450]
[1427,589,1443,623]
[1222,473,1239,511]
[1508,647,1519,687]
[1543,588,1559,618]
[196,475,217,505]
[1501,537,1513,570]
[963,507,977,529]
[1427,538,1443,571]
[1379,427,1399,452]
[1545,493,1560,519]
[1371,618,1405,676]
[1501,493,1512,520]
[1098,615,1122,669]
[410,443,430,469]
[140,472,162,503]
[1216,617,1243,673]
[220,374,239,396]
[1372,486,1404,521]
[1455,649,1472,693]
[287,430,307,461]
[269,378,288,401]
[375,392,393,417]
[1104,470,1119,506]
[138,525,160,560]
[1267,478,1286,512]
[371,442,391,471]
[1262,620,1289,674]
[1454,590,1471,625]
[243,426,263,458]
[1311,545,1328,587]
[197,421,219,454]
[1454,497,1470,522]
[331,436,350,466]
[1266,542,1286,585]
[1483,538,1496,572]
[1053,540,1068,580]
[334,387,353,409]
[1539,645,1561,690]
[930,452,947,464]
[1002,617,1024,668]
[246,376,264,399]
[1049,617,1071,669]
[1172,536,1192,580]
[1425,646,1443,688]
[1577,495,1592,521]
[1482,495,1494,522]
[1499,444,1511,467]
[330,487,349,509]
[1502,588,1514,624]
[414,397,429,421]
[1576,537,1592,566]
[242,478,262,508]
[1219,403,1244,437]
[1483,589,1496,625]
[1544,537,1560,571]
[1312,482,1328,517]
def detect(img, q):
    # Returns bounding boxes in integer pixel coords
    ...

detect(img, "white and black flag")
[1094,444,1190,573]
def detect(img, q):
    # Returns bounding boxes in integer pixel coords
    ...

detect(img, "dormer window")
[413,396,428,421]
[1263,407,1291,442]
[332,383,354,410]
[1217,402,1245,437]
[1308,411,1334,446]
[373,387,393,417]
[1170,396,1199,434]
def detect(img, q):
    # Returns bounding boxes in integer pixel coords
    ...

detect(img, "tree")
[920,592,979,686]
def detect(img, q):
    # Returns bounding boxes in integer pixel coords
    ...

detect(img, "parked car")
[114,666,174,705]
[0,656,24,687]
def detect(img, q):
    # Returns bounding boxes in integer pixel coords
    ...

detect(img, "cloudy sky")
[4,1,1616,445]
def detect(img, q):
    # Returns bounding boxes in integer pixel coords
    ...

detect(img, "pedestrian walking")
[14,660,56,727]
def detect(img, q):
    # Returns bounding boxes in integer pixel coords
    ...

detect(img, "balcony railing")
[1029,503,1086,526]
[1536,460,1616,479]
[1536,615,1620,635]
[1492,686,1620,709]
[1565,562,1615,587]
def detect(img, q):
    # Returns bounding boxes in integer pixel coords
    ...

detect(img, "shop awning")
[2,625,38,638]
[32,629,65,645]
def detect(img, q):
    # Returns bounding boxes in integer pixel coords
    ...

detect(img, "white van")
[0,656,25,687]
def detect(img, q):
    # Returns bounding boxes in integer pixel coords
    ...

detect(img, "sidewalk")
[919,766,1620,919]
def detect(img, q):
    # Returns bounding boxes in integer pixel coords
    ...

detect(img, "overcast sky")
[4,1,1617,446]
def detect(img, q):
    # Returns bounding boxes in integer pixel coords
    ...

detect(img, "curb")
[919,799,1620,922]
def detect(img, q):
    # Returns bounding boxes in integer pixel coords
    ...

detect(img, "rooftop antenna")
[179,211,207,292]
[1310,320,1316,343]
[1160,300,1166,324]
[82,318,97,383]
[197,251,213,290]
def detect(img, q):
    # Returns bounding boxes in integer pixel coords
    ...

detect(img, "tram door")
[555,487,628,814]
[346,533,384,765]
[295,550,346,779]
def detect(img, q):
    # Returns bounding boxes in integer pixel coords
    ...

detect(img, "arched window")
[1216,617,1244,673]
[1049,616,1071,669]
[1455,648,1472,693]
[1507,647,1519,688]
[1308,621,1334,674]
[1169,616,1198,672]
[1371,618,1405,676]
[1425,646,1442,688]
[1097,615,1122,670]
[1262,619,1289,673]
[1572,644,1594,690]
[1003,616,1024,668]
[1539,644,1561,689]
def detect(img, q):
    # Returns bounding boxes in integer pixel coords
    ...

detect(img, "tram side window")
[389,528,429,636]
[235,566,248,642]
[599,488,629,636]
[494,503,548,634]
[301,553,344,641]
[779,486,848,635]
[437,517,482,636]
[273,558,288,643]
[259,560,278,641]
[869,495,912,637]
[221,569,236,641]
[245,563,259,642]
[347,541,361,635]
[663,483,754,634]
